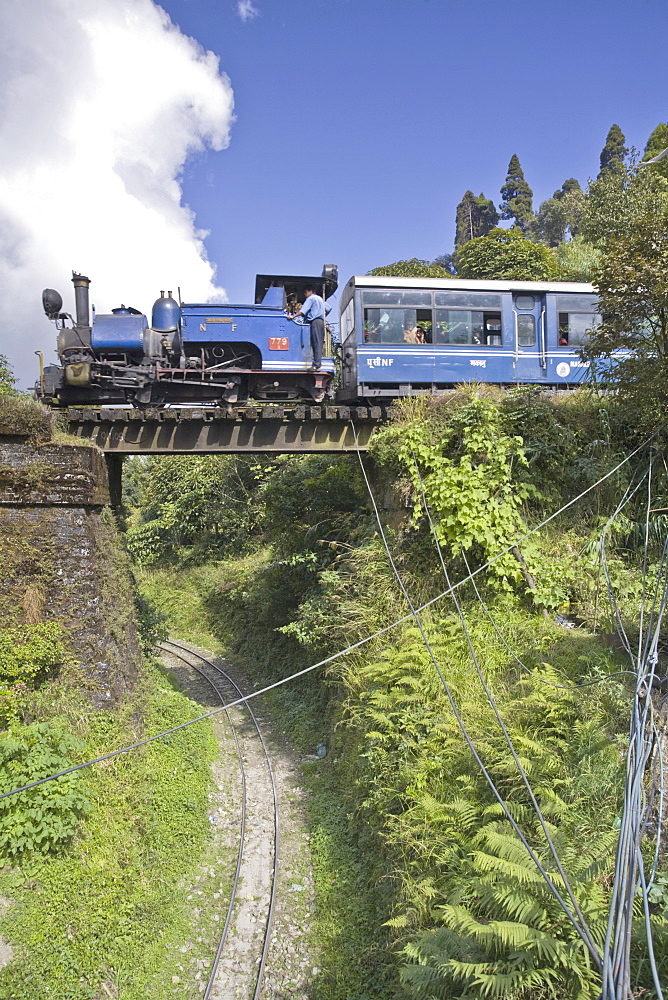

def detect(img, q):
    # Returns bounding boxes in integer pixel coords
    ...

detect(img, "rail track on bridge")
[65,403,394,455]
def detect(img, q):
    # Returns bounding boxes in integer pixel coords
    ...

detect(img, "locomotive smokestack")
[72,272,91,328]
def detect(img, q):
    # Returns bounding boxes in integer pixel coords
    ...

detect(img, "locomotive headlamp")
[42,288,63,320]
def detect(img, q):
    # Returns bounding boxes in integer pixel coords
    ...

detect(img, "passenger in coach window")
[403,321,424,344]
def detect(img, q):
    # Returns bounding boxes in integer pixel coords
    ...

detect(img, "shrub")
[0,721,89,856]
[0,623,66,727]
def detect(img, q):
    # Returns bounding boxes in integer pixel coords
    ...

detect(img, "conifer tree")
[642,122,668,181]
[598,124,628,178]
[454,190,499,248]
[499,154,534,232]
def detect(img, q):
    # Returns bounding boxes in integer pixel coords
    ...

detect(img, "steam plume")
[0,0,234,385]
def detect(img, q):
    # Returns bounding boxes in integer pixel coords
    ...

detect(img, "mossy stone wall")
[0,436,140,707]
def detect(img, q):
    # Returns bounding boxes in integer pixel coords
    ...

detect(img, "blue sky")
[162,0,668,303]
[1,0,667,385]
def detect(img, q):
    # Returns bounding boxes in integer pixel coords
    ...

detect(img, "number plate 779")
[268,337,289,350]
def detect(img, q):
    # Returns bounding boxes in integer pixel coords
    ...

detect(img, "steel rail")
[159,639,280,1000]
[158,641,248,998]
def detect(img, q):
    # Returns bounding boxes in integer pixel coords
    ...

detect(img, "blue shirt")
[300,293,330,323]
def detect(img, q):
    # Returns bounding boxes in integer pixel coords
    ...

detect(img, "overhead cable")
[351,427,602,968]
[412,454,600,962]
[0,432,654,810]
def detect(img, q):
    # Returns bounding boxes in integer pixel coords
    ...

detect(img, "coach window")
[364,308,432,344]
[515,295,535,311]
[517,314,536,347]
[363,290,432,307]
[433,291,503,346]
[555,295,601,348]
[434,309,502,346]
[558,312,601,347]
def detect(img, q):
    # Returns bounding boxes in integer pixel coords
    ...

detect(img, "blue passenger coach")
[337,276,599,400]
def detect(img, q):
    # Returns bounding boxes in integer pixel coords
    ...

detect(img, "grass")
[301,755,400,999]
[135,559,402,999]
[0,660,234,1000]
[134,550,269,652]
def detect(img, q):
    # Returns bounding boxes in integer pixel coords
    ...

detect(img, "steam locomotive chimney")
[72,272,91,328]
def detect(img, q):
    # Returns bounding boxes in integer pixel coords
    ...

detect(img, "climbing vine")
[371,390,540,593]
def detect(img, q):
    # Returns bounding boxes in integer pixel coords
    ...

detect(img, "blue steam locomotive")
[39,269,601,406]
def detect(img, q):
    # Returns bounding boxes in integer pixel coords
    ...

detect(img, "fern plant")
[340,614,632,999]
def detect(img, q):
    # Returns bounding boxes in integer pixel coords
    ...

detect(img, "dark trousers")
[309,317,325,367]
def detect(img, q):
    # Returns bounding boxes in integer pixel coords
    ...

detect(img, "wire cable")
[0,432,654,808]
[459,545,636,691]
[601,537,668,1000]
[412,455,601,962]
[351,425,602,968]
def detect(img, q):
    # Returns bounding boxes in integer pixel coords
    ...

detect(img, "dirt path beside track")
[160,643,319,999]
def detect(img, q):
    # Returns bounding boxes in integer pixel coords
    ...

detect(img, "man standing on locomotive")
[287,285,330,370]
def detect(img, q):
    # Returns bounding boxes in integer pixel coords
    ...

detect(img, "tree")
[455,228,558,280]
[581,210,668,432]
[0,355,17,396]
[642,122,668,182]
[125,454,273,563]
[454,190,499,248]
[532,178,586,246]
[499,154,534,232]
[431,253,458,275]
[581,156,668,246]
[598,124,628,179]
[367,259,451,278]
[554,236,601,281]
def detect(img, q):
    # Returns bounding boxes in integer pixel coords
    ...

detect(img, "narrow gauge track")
[158,639,280,1000]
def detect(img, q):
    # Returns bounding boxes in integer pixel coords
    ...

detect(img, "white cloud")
[236,1,259,22]
[0,0,235,386]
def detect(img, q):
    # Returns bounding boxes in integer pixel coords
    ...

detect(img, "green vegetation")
[3,119,668,1000]
[0,645,223,998]
[598,123,628,179]
[643,122,668,180]
[128,382,667,999]
[455,191,499,248]
[456,228,558,280]
[0,665,222,999]
[531,178,585,247]
[0,355,18,397]
[0,401,223,998]
[0,395,55,443]
[368,258,452,278]
[499,154,534,233]
[424,120,668,282]
[582,209,668,433]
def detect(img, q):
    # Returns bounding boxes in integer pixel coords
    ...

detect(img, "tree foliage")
[642,121,668,181]
[553,235,601,281]
[582,210,668,431]
[582,156,668,247]
[455,228,558,281]
[598,124,628,179]
[367,258,452,278]
[455,190,499,249]
[125,454,274,564]
[431,253,458,275]
[0,355,17,396]
[532,178,586,247]
[499,154,534,233]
